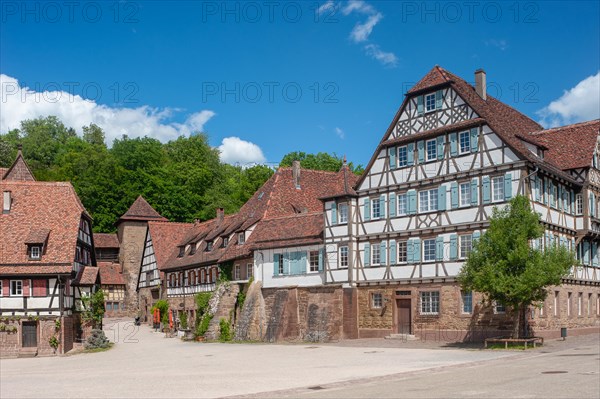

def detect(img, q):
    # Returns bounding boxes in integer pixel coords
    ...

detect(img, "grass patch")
[84,342,114,353]
[486,342,540,350]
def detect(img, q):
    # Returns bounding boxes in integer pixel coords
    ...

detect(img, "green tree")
[80,289,106,329]
[279,151,363,175]
[458,195,574,338]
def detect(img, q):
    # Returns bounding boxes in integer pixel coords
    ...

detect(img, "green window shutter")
[331,204,337,225]
[436,136,444,160]
[471,178,479,206]
[451,182,459,209]
[380,241,387,266]
[534,175,541,202]
[380,195,386,218]
[438,185,447,211]
[318,249,324,272]
[504,172,512,200]
[389,147,396,169]
[417,140,425,163]
[389,240,397,265]
[364,198,371,221]
[482,176,491,204]
[449,234,458,260]
[407,190,417,215]
[435,236,444,261]
[449,133,458,157]
[472,231,481,243]
[407,143,415,166]
[273,254,280,276]
[417,95,424,115]
[435,89,443,109]
[389,193,396,217]
[406,240,414,264]
[413,238,421,263]
[470,128,478,152]
[364,243,371,267]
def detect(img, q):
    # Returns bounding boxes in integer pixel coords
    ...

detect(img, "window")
[372,243,380,265]
[178,247,185,257]
[567,292,572,316]
[576,194,583,215]
[398,146,408,167]
[495,302,506,314]
[338,203,348,224]
[588,293,592,316]
[419,189,438,213]
[551,185,558,209]
[458,131,470,154]
[3,191,10,213]
[398,193,408,215]
[247,263,253,279]
[0,280,2,296]
[420,291,439,315]
[459,235,473,259]
[222,237,229,247]
[30,246,41,260]
[238,232,245,245]
[211,268,218,282]
[372,292,383,309]
[578,293,582,316]
[398,241,407,263]
[426,139,437,161]
[492,176,505,202]
[206,241,213,251]
[459,182,471,207]
[554,291,559,316]
[276,255,284,275]
[371,198,381,219]
[339,246,349,268]
[10,280,23,296]
[189,243,196,255]
[309,251,319,272]
[234,264,240,280]
[461,291,473,314]
[425,93,436,112]
[423,239,436,262]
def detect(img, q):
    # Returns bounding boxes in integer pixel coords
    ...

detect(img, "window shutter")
[583,241,590,264]
[389,240,397,265]
[570,190,575,215]
[435,237,444,261]
[23,279,30,297]
[363,198,371,221]
[417,140,425,163]
[590,192,596,217]
[2,280,8,297]
[407,143,414,166]
[417,95,424,115]
[557,186,563,211]
[318,249,324,272]
[413,238,421,263]
[449,234,458,260]
[543,178,548,205]
[380,195,386,218]
[472,231,481,243]
[407,190,417,215]
[436,136,444,160]
[471,178,479,206]
[389,193,396,217]
[283,253,290,275]
[407,240,414,264]
[389,147,396,169]
[470,128,478,152]
[300,252,308,275]
[482,176,491,204]
[273,254,280,276]
[435,89,443,109]
[534,175,541,202]
[364,243,371,267]
[438,185,447,211]
[593,242,598,266]
[449,133,458,156]
[451,182,459,209]
[331,204,337,225]
[380,241,387,266]
[504,173,512,200]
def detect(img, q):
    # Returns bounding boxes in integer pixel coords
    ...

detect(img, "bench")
[484,336,544,349]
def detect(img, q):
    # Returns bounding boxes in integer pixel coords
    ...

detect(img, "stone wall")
[117,221,148,317]
[0,316,75,358]
[138,286,163,324]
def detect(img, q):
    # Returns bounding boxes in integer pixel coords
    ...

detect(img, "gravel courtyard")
[0,318,526,398]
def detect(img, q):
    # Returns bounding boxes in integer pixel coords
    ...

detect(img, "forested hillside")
[0,116,362,232]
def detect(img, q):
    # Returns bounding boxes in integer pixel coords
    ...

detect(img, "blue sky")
[1,1,599,167]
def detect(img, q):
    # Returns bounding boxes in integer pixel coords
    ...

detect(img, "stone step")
[385,334,418,341]
[17,348,38,358]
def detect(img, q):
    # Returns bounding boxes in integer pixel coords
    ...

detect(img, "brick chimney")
[475,69,487,100]
[292,160,301,189]
[216,207,224,222]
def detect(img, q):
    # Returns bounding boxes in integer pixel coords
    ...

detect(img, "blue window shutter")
[407,143,415,166]
[417,140,425,163]
[435,89,443,109]
[273,254,280,276]
[406,240,414,264]
[593,242,598,266]
[534,176,540,202]
[438,185,447,211]
[557,186,563,211]
[389,240,397,265]
[389,147,396,169]
[380,195,386,218]
[471,178,479,206]
[570,190,575,214]
[407,190,417,215]
[331,204,337,225]
[543,178,548,205]
[482,176,491,204]
[435,236,444,261]
[283,253,290,275]
[436,136,444,160]
[449,133,458,157]
[389,193,396,217]
[413,238,421,263]
[300,252,307,275]
[583,241,590,264]
[470,128,478,152]
[449,234,458,260]
[504,172,512,200]
[318,249,324,272]
[364,198,370,221]
[472,231,481,243]
[590,192,596,217]
[451,182,459,209]
[417,95,424,115]
[364,243,371,267]
[380,241,387,266]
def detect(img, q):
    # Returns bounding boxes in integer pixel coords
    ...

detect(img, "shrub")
[195,293,211,316]
[54,319,61,331]
[84,329,110,349]
[151,299,169,320]
[195,314,213,337]
[0,322,6,332]
[48,336,59,349]
[219,318,232,342]
[180,312,188,330]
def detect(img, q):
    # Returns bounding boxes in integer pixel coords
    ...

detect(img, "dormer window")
[29,245,41,260]
[189,243,197,255]
[222,237,229,247]
[3,191,11,213]
[425,93,436,112]
[206,241,214,251]
[238,232,245,245]
[178,247,185,257]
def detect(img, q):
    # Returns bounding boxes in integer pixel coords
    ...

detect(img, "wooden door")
[397,299,411,334]
[22,322,37,347]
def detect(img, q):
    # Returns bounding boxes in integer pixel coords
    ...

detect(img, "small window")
[398,193,408,215]
[222,237,229,247]
[398,146,408,167]
[277,255,284,275]
[234,265,240,280]
[461,291,473,314]
[338,203,348,224]
[206,241,213,251]
[339,246,349,268]
[420,291,439,315]
[491,176,505,202]
[309,251,319,272]
[371,198,381,219]
[419,189,438,213]
[578,293,582,316]
[459,182,471,207]
[495,302,506,314]
[554,291,559,316]
[423,239,436,262]
[458,131,470,154]
[10,280,23,296]
[247,263,253,279]
[238,232,245,245]
[30,246,41,260]
[426,139,437,161]
[3,191,10,213]
[178,247,185,257]
[425,93,436,112]
[189,243,197,255]
[575,194,583,215]
[459,235,473,259]
[588,293,592,316]
[398,241,407,263]
[372,243,380,265]
[372,292,383,309]
[567,292,572,316]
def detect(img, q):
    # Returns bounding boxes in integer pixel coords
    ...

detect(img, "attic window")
[238,232,245,245]
[29,245,42,260]
[206,241,214,251]
[189,243,197,255]
[178,247,185,257]
[258,192,264,199]
[3,191,10,213]
[425,93,436,112]
[222,237,229,247]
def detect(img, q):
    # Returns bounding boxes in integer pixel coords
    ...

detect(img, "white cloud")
[485,39,508,51]
[317,0,335,15]
[342,0,376,16]
[350,13,382,43]
[218,136,266,165]
[335,127,345,139]
[537,72,600,128]
[0,74,216,144]
[364,44,398,67]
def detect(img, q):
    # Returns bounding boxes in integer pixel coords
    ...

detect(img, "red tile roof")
[0,168,8,179]
[408,65,454,93]
[146,221,193,270]
[1,150,35,181]
[249,212,323,250]
[73,266,99,286]
[0,265,72,275]
[98,262,126,285]
[117,196,168,224]
[93,233,119,248]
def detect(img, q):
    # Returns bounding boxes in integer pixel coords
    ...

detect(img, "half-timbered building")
[94,233,127,317]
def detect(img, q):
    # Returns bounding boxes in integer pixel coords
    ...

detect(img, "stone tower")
[116,196,167,316]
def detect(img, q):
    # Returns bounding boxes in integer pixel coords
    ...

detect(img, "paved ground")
[0,318,598,399]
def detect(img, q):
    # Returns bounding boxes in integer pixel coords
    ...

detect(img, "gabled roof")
[407,65,454,93]
[117,196,168,224]
[529,120,600,170]
[73,266,99,286]
[98,262,126,285]
[0,168,8,179]
[249,212,323,250]
[146,221,193,270]
[93,233,119,249]
[2,147,35,181]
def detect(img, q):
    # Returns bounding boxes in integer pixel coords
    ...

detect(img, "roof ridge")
[529,119,600,135]
[262,211,323,221]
